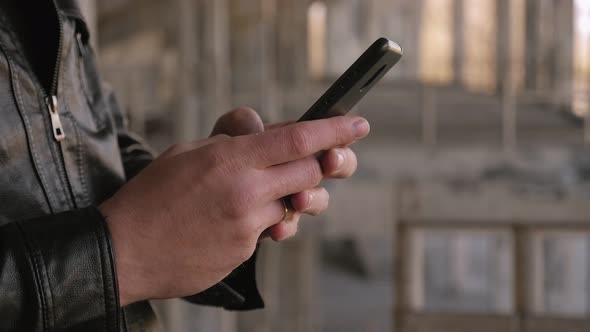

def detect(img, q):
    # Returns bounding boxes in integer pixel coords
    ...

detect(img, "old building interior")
[78,0,590,331]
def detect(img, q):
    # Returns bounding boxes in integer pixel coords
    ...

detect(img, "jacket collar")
[55,0,82,17]
[55,0,90,42]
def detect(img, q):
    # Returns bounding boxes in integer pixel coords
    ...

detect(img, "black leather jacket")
[0,1,262,331]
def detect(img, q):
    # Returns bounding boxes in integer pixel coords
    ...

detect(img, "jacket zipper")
[44,0,66,142]
[45,95,65,141]
[44,0,77,208]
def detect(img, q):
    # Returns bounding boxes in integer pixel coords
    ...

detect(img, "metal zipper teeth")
[50,0,64,97]
[46,0,77,209]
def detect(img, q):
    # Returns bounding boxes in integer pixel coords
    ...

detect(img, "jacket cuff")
[16,207,121,330]
[185,251,264,311]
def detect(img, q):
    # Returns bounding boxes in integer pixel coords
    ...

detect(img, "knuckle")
[202,140,242,173]
[233,222,253,243]
[201,145,227,170]
[334,118,351,144]
[304,159,323,188]
[231,107,257,119]
[225,138,252,169]
[231,225,258,261]
[342,150,358,177]
[287,127,312,157]
[236,242,257,262]
[217,107,262,137]
[309,188,330,216]
[165,143,185,156]
[224,179,259,218]
[322,187,330,200]
[320,188,330,210]
[212,133,231,141]
[309,207,324,217]
[286,222,299,239]
[223,107,253,124]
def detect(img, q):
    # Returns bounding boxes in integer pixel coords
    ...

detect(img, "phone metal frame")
[298,38,403,122]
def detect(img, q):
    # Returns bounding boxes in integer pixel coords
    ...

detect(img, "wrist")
[99,200,144,306]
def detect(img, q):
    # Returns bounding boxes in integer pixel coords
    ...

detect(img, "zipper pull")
[45,95,66,141]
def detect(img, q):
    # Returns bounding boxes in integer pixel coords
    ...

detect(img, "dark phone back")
[298,38,403,122]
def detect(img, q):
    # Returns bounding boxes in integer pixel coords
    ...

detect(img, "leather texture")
[0,1,263,331]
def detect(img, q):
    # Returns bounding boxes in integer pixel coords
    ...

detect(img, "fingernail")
[335,150,345,173]
[353,119,370,138]
[303,192,314,212]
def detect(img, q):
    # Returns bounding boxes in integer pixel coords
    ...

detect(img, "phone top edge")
[387,40,403,56]
[375,37,403,55]
[297,38,403,122]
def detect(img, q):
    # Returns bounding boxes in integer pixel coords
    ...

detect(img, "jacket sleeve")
[102,72,264,311]
[184,252,265,311]
[0,207,122,332]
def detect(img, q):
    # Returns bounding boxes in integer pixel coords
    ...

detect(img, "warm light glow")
[462,0,497,93]
[308,1,327,80]
[577,0,590,36]
[574,0,590,116]
[419,0,454,84]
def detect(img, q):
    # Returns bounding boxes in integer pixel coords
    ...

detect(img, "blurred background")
[80,0,590,331]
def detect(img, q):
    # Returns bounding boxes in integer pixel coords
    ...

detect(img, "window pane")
[540,233,590,317]
[410,230,513,314]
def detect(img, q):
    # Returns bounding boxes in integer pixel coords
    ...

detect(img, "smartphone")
[298,38,402,122]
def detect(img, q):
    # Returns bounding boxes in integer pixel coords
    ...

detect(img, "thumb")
[211,107,264,137]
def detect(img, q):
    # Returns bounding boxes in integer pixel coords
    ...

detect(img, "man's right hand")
[99,114,370,306]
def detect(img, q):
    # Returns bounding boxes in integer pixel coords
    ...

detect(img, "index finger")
[241,116,369,168]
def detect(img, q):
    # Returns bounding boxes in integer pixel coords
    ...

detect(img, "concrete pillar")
[412,0,425,83]
[153,299,231,332]
[531,235,546,314]
[497,0,517,151]
[536,0,558,92]
[408,231,425,311]
[276,232,319,332]
[452,0,464,86]
[501,79,518,152]
[175,0,201,141]
[229,0,280,123]
[307,1,328,81]
[198,0,233,133]
[392,0,423,81]
[275,0,308,88]
[496,0,510,94]
[509,0,527,93]
[238,228,320,332]
[554,0,574,110]
[524,0,539,91]
[421,87,437,150]
[366,0,382,42]
[495,234,512,312]
[513,227,528,331]
[325,0,364,77]
[525,0,573,104]
[237,243,283,332]
[229,4,319,330]
[153,2,232,327]
[524,0,559,94]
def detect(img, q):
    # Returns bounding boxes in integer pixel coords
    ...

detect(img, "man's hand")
[99,108,370,306]
[209,108,361,242]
